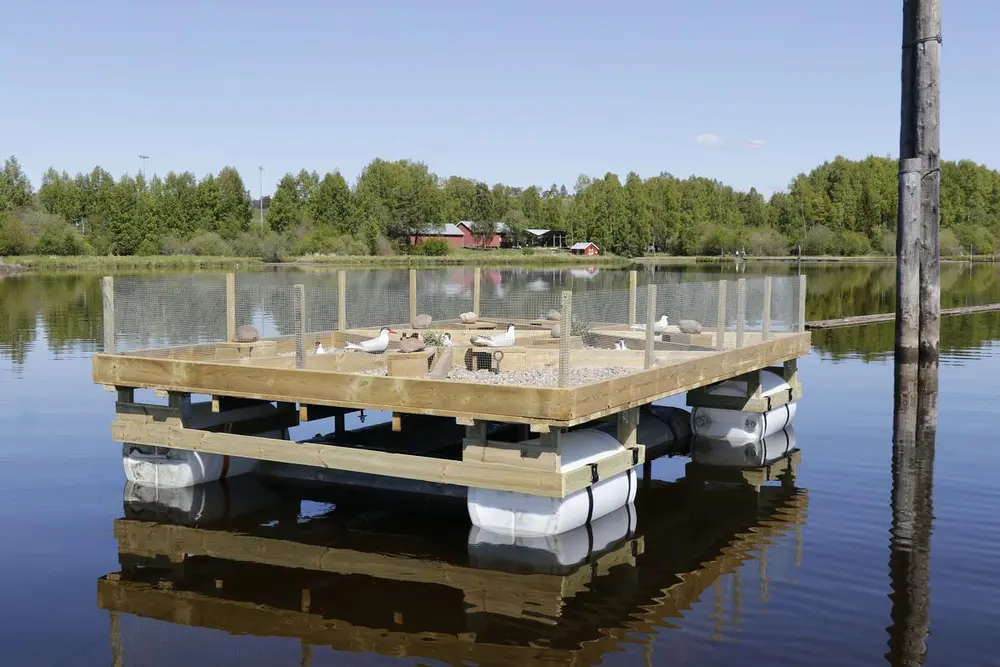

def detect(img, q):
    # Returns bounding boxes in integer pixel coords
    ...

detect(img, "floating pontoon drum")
[467,429,639,537]
[690,369,797,442]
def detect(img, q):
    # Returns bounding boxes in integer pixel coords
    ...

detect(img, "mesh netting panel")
[410,268,476,324]
[112,275,227,353]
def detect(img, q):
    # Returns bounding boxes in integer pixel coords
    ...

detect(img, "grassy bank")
[7,255,262,271]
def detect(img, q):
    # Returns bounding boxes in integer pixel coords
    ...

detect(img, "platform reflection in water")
[97,444,807,666]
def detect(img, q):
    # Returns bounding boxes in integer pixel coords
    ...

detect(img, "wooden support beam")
[473,267,481,315]
[617,407,638,448]
[686,381,800,413]
[797,274,807,333]
[559,290,572,387]
[391,413,402,432]
[108,418,633,497]
[226,273,236,343]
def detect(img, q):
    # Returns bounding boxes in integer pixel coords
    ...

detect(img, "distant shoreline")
[2,252,995,274]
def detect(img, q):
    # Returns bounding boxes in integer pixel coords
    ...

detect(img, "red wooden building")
[570,241,600,256]
[409,221,503,249]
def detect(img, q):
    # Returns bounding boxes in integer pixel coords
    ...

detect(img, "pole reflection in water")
[886,358,938,667]
[95,440,809,667]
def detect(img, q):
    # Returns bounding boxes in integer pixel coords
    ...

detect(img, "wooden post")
[294,284,306,369]
[715,280,727,351]
[628,270,637,326]
[797,274,807,333]
[558,290,572,387]
[473,267,481,315]
[735,278,746,347]
[408,269,417,326]
[226,272,236,342]
[644,283,656,368]
[762,276,772,341]
[617,407,638,448]
[101,276,116,353]
[896,158,922,364]
[337,270,347,331]
[916,0,941,368]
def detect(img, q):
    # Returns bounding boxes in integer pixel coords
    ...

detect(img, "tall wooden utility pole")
[896,0,942,371]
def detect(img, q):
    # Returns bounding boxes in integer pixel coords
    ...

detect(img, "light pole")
[138,154,149,183]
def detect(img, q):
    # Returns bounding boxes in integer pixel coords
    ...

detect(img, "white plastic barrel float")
[467,502,636,573]
[690,369,797,442]
[467,428,639,537]
[122,428,288,488]
[691,425,797,468]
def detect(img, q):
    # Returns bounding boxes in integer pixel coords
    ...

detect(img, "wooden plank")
[686,382,801,413]
[226,273,236,342]
[617,407,638,447]
[111,418,584,497]
[797,274,807,333]
[644,283,656,368]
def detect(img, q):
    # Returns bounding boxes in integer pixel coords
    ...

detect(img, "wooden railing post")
[628,270,637,326]
[762,276,772,341]
[101,276,116,353]
[715,279,727,351]
[337,270,347,331]
[226,272,236,342]
[294,284,306,369]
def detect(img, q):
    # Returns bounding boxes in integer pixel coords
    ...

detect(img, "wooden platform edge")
[110,418,644,498]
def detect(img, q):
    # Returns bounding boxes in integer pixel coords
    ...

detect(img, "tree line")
[2,153,999,259]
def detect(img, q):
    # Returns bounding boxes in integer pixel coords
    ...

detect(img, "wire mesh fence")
[102,269,805,386]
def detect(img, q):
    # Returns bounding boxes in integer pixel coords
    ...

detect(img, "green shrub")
[259,232,288,262]
[412,239,451,256]
[33,218,87,255]
[521,248,536,256]
[184,232,230,256]
[0,214,31,255]
[939,228,963,255]
[747,228,790,256]
[802,224,837,255]
[160,235,187,256]
[836,229,872,256]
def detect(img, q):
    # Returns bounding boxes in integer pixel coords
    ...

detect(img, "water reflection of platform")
[97,458,808,666]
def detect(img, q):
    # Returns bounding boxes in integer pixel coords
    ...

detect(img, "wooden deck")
[93,326,809,498]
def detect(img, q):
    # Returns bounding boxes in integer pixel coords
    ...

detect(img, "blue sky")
[2,0,996,197]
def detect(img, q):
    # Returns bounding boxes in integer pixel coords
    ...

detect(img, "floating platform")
[95,271,809,536]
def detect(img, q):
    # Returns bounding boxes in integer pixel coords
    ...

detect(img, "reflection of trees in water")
[0,274,103,364]
[2,263,1000,364]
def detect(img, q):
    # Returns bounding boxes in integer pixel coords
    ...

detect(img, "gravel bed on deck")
[447,366,635,387]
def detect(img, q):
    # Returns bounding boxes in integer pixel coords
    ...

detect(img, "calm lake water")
[1,261,999,666]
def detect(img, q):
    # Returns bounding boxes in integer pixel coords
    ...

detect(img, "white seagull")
[630,315,669,333]
[345,327,395,353]
[313,341,331,355]
[470,323,515,347]
[614,339,628,350]
[441,333,453,347]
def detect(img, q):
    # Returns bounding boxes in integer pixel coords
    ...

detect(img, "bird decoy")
[630,315,669,333]
[345,327,395,353]
[470,323,515,347]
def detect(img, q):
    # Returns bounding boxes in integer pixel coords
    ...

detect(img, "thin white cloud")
[745,139,766,149]
[695,133,723,147]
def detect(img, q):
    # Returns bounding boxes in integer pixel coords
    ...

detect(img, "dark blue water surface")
[1,264,999,667]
